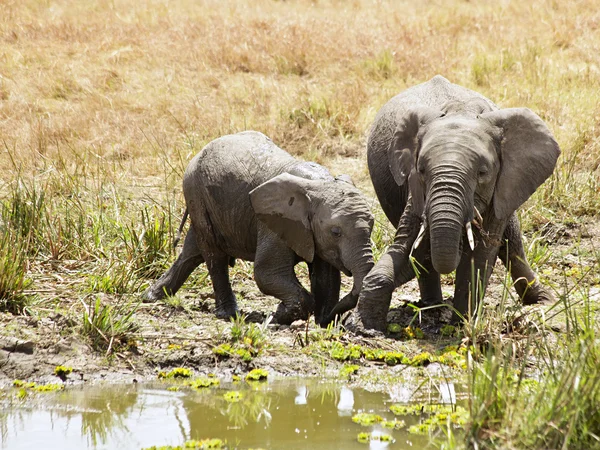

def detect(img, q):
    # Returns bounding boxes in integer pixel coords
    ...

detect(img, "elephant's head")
[388,102,560,274]
[249,173,375,324]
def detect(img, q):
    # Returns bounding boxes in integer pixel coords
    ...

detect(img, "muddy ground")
[1,156,599,391]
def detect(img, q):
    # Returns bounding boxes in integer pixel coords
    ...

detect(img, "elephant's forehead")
[423,117,494,145]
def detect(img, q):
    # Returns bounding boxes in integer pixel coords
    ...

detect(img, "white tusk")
[474,207,483,226]
[414,222,426,250]
[466,222,475,251]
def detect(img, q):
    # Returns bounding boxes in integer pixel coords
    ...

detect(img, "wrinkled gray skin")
[347,76,560,333]
[144,131,374,326]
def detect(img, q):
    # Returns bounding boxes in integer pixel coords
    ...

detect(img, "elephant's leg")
[254,228,315,325]
[308,255,341,326]
[346,208,421,333]
[143,227,205,302]
[498,214,555,305]
[204,250,239,320]
[412,232,444,307]
[453,221,505,320]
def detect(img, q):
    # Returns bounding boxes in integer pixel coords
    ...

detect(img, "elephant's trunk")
[321,246,374,325]
[428,171,472,274]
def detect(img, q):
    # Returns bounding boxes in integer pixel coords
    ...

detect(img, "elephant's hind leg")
[254,228,314,325]
[143,227,205,302]
[205,250,239,319]
[499,215,555,305]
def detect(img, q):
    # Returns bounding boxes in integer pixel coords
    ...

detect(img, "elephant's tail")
[173,208,189,249]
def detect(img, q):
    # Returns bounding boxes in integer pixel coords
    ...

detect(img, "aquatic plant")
[356,432,394,443]
[245,368,268,381]
[382,419,406,429]
[352,413,383,426]
[188,377,220,389]
[408,351,434,366]
[158,367,193,379]
[223,391,243,403]
[13,380,65,392]
[142,438,226,450]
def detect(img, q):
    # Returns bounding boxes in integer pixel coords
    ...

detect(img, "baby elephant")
[144,131,374,325]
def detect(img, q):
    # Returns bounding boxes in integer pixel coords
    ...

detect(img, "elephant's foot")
[343,310,385,338]
[142,284,169,303]
[272,302,310,325]
[214,296,239,320]
[520,280,555,305]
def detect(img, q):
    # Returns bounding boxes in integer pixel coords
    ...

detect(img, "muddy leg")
[205,250,239,319]
[143,228,205,302]
[499,214,555,305]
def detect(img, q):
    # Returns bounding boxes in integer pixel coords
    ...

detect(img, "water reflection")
[1,380,435,449]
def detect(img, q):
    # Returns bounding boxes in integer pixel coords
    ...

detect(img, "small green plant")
[81,296,138,353]
[212,315,271,362]
[54,365,73,380]
[339,364,359,379]
[245,368,268,382]
[440,324,457,337]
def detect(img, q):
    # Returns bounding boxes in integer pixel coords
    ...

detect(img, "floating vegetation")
[245,368,268,382]
[142,438,227,450]
[188,377,220,389]
[390,403,469,435]
[167,386,180,392]
[317,340,468,369]
[223,391,243,403]
[356,432,393,443]
[13,380,65,392]
[54,365,73,380]
[158,367,193,379]
[382,419,406,429]
[352,413,383,426]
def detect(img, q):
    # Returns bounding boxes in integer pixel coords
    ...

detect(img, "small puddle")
[1,379,456,449]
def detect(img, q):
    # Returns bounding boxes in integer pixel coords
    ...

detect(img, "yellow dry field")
[0,0,599,312]
[1,0,599,191]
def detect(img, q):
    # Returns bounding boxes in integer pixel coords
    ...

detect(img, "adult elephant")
[144,131,374,326]
[347,75,560,333]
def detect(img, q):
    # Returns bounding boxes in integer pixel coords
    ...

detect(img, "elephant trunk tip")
[432,253,461,275]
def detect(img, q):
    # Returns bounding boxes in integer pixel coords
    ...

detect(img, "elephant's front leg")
[346,208,421,334]
[308,256,341,326]
[254,227,315,325]
[453,219,506,320]
[499,214,555,305]
[411,231,444,307]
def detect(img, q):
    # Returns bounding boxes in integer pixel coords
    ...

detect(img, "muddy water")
[1,379,447,449]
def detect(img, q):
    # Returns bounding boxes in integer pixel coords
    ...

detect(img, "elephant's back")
[183,131,297,259]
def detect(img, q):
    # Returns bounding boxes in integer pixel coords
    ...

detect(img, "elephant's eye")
[331,226,342,238]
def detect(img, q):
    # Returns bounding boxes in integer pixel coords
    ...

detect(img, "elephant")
[143,131,375,326]
[347,75,560,333]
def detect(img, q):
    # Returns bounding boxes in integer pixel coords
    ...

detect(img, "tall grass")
[454,268,600,449]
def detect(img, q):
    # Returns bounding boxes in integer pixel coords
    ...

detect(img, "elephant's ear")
[481,108,561,220]
[388,107,443,186]
[249,173,315,262]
